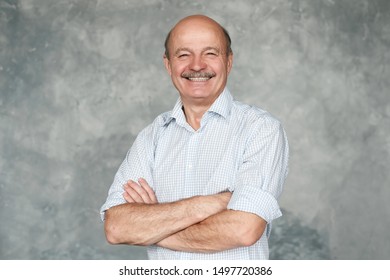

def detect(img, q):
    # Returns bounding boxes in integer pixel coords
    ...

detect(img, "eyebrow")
[203,47,221,53]
[174,46,221,56]
[174,47,192,56]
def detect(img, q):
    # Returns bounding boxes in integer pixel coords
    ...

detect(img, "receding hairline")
[164,15,232,59]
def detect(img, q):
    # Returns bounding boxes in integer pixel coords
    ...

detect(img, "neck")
[182,104,208,130]
[179,92,222,130]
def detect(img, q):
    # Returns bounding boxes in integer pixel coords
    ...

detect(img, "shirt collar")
[163,87,233,126]
[207,87,233,119]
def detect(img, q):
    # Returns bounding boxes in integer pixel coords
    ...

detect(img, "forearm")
[157,210,267,253]
[104,193,228,246]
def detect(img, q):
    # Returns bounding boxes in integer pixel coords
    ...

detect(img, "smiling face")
[164,16,233,107]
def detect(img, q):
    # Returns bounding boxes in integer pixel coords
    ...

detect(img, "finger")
[127,180,154,204]
[124,181,145,203]
[138,178,158,204]
[123,191,135,203]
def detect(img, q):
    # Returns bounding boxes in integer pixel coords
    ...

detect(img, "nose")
[189,55,207,71]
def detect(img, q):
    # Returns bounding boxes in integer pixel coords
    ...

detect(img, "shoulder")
[136,110,172,142]
[230,101,288,153]
[231,100,283,131]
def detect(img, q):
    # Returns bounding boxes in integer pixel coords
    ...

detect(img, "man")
[100,15,289,259]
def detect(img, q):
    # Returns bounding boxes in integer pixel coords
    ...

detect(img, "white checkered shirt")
[100,88,289,259]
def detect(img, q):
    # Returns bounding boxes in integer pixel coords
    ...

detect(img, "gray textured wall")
[0,0,389,260]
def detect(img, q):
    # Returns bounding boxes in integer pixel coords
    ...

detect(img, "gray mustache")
[181,72,216,79]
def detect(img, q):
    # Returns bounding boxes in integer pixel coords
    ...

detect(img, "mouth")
[187,77,211,82]
[181,72,216,82]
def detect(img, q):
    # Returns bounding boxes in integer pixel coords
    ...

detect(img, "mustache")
[181,71,216,79]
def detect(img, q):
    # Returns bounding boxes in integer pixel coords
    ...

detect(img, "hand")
[215,191,232,206]
[194,191,232,218]
[211,191,232,212]
[123,178,157,204]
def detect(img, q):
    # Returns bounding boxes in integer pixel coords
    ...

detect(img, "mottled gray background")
[0,0,389,260]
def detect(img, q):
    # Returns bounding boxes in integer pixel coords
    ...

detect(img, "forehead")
[169,19,226,50]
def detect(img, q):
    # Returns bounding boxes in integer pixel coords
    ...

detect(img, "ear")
[227,52,233,74]
[163,54,172,76]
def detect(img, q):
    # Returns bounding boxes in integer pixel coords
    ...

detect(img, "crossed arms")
[104,178,267,253]
[103,116,288,253]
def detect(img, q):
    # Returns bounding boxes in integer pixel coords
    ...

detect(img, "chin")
[185,89,212,98]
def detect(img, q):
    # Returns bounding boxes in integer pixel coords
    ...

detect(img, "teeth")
[188,77,210,82]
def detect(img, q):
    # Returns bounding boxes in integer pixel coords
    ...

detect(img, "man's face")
[164,18,233,105]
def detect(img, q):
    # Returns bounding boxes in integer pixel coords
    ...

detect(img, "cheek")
[209,59,227,72]
[171,64,185,77]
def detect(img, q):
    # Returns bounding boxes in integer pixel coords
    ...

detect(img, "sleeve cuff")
[99,196,126,222]
[227,185,282,223]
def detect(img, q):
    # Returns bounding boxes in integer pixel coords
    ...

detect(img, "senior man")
[100,14,289,260]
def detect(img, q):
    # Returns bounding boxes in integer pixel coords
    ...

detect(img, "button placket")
[184,131,200,192]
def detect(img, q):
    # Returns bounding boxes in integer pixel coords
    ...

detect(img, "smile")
[187,77,211,82]
[181,71,216,82]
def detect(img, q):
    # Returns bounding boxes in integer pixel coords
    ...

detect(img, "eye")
[206,52,217,56]
[178,53,189,58]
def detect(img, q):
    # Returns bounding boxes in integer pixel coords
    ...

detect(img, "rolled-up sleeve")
[227,117,289,223]
[100,126,155,221]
